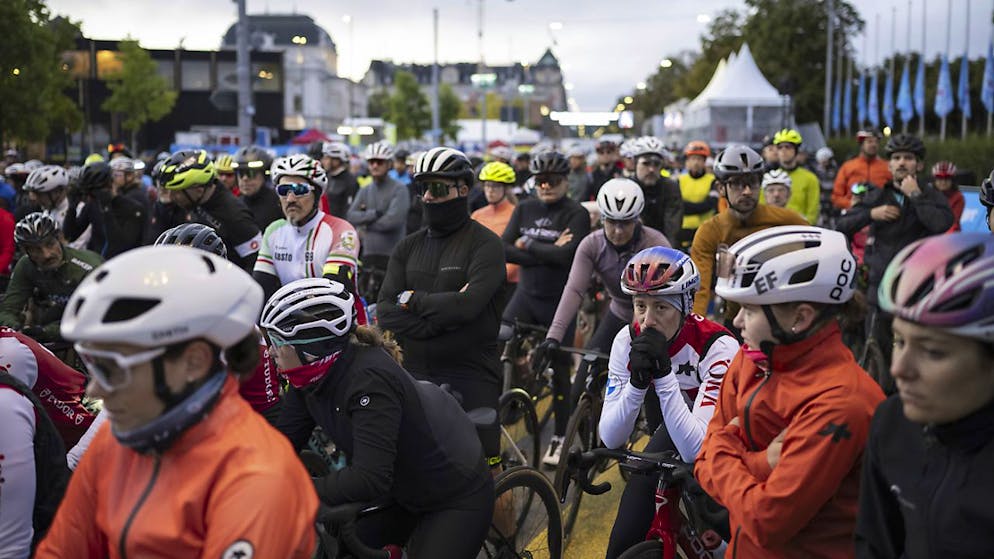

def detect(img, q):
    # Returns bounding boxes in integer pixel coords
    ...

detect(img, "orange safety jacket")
[694,322,884,558]
[36,376,317,559]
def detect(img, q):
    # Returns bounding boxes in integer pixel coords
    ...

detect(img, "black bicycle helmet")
[233,145,274,175]
[79,162,113,192]
[529,151,570,175]
[885,134,926,159]
[14,212,60,245]
[412,147,475,184]
[154,223,228,258]
[712,145,765,181]
[980,169,994,209]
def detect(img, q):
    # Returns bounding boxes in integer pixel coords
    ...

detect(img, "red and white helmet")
[621,246,700,314]
[271,154,328,190]
[931,160,957,179]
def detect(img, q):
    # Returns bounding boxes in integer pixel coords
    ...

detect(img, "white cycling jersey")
[0,387,35,559]
[600,313,739,463]
[254,210,360,283]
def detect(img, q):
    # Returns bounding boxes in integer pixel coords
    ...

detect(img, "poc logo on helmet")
[830,258,854,302]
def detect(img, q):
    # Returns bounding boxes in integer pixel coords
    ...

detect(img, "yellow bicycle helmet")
[478,161,516,185]
[160,150,216,191]
[215,154,235,174]
[772,128,803,146]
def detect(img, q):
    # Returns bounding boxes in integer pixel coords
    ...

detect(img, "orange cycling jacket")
[831,155,892,209]
[695,322,884,558]
[36,376,317,559]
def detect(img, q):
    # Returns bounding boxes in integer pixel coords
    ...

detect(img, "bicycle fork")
[647,485,721,559]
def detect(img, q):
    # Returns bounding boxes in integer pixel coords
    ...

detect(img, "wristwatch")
[397,290,415,310]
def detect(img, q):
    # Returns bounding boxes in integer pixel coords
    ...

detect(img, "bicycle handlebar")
[315,502,391,559]
[560,447,694,501]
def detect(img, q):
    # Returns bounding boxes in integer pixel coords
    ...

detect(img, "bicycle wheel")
[616,539,664,559]
[481,466,563,559]
[862,341,894,395]
[499,389,541,470]
[553,397,597,543]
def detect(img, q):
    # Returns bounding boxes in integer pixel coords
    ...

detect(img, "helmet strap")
[760,304,836,348]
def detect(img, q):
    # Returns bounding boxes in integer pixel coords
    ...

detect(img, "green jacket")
[0,246,103,342]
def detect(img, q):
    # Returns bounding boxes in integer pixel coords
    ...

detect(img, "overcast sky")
[48,0,994,110]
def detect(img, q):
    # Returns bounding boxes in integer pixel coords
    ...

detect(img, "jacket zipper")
[925,439,951,559]
[119,455,161,559]
[742,370,771,451]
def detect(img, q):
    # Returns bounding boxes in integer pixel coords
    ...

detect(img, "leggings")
[356,476,495,559]
[605,425,676,559]
[502,289,575,436]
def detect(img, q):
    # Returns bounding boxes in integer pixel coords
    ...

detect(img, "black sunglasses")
[416,181,456,197]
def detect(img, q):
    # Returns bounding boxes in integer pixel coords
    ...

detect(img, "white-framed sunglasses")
[74,343,166,392]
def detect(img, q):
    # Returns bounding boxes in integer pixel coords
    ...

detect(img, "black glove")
[628,327,671,390]
[534,338,560,365]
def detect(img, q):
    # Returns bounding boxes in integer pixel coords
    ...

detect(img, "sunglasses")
[416,181,456,197]
[534,174,565,187]
[724,177,760,192]
[75,343,166,392]
[276,182,316,197]
[236,169,263,179]
[266,331,337,349]
[638,158,664,168]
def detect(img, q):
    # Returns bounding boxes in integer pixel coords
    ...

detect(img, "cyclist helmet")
[528,151,570,175]
[24,165,69,192]
[160,150,216,191]
[83,153,105,166]
[155,223,228,258]
[621,246,701,315]
[67,166,83,189]
[23,159,43,172]
[981,169,994,208]
[772,128,803,146]
[931,160,957,179]
[712,145,765,181]
[109,157,135,173]
[394,148,410,162]
[478,161,516,184]
[634,136,667,159]
[271,154,328,191]
[4,163,27,177]
[413,147,475,184]
[856,128,882,142]
[885,133,926,159]
[61,245,262,349]
[215,154,235,174]
[714,225,856,306]
[14,212,60,245]
[79,162,113,192]
[761,168,793,190]
[490,145,516,163]
[232,145,273,174]
[260,277,356,369]
[619,138,639,159]
[363,141,395,161]
[815,147,834,163]
[596,178,645,221]
[684,141,711,158]
[878,233,994,341]
[321,141,351,162]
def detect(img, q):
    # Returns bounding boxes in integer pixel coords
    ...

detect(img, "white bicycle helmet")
[61,245,263,348]
[321,141,351,162]
[634,136,666,159]
[412,147,475,184]
[619,139,639,159]
[271,154,328,190]
[5,163,27,177]
[261,277,356,340]
[110,157,135,173]
[597,178,645,221]
[363,141,395,161]
[23,159,43,172]
[490,146,516,162]
[714,225,856,306]
[761,168,792,190]
[24,165,70,192]
[815,147,834,164]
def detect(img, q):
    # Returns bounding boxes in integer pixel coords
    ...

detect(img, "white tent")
[683,44,787,146]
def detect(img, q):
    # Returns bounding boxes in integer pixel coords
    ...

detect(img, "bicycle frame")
[646,482,721,559]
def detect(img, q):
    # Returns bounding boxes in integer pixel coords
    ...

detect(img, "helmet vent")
[933,289,977,313]
[789,263,818,285]
[103,298,160,323]
[72,297,85,317]
[945,246,982,277]
[94,270,109,282]
[201,255,216,274]
[907,274,936,305]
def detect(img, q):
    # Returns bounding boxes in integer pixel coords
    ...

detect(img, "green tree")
[101,38,177,152]
[385,70,431,140]
[438,83,462,142]
[674,9,744,100]
[0,0,83,144]
[366,89,390,118]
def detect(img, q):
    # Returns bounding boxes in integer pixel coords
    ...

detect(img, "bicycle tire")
[498,388,541,470]
[554,397,597,543]
[482,466,564,559]
[616,539,664,559]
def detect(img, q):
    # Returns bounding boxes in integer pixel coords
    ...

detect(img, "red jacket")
[36,376,317,559]
[0,208,14,274]
[941,188,965,232]
[695,322,884,558]
[832,156,892,209]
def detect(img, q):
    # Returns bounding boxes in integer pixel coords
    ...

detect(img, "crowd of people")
[0,127,992,559]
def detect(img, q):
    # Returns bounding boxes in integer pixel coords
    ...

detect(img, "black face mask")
[423,197,470,236]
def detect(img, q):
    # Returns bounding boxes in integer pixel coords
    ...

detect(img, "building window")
[180,60,211,91]
[96,50,122,79]
[252,62,282,92]
[156,60,175,88]
[293,95,303,113]
[216,61,237,90]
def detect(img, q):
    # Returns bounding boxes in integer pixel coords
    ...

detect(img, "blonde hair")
[350,325,403,365]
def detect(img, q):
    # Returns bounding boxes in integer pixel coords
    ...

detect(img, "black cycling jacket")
[277,344,489,512]
[501,196,590,299]
[855,396,994,558]
[377,218,506,383]
[241,184,284,232]
[190,186,261,271]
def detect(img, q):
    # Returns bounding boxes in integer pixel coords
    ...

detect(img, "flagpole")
[847,56,854,136]
[837,29,845,137]
[920,0,926,137]
[904,0,912,133]
[824,0,835,139]
[962,0,970,140]
[989,1,993,137]
[941,0,951,141]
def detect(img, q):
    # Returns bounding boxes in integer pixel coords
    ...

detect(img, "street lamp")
[624,96,634,104]
[659,58,673,68]
[636,82,647,91]
[472,72,498,148]
[518,83,535,127]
